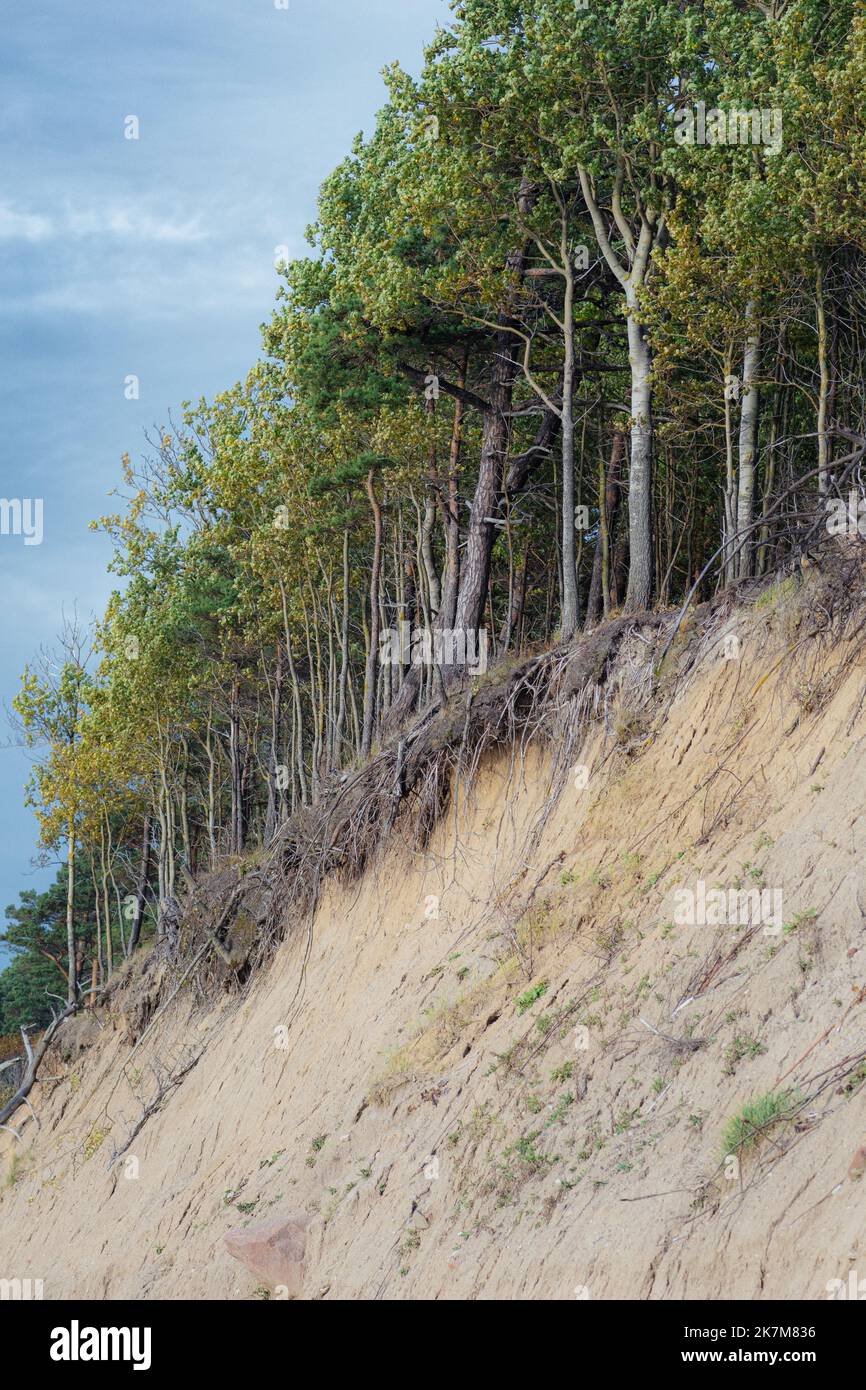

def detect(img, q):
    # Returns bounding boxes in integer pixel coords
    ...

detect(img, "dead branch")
[0,992,96,1131]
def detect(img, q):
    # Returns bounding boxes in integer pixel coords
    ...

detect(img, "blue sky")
[0,0,451,964]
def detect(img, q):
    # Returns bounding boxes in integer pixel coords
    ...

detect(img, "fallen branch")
[108,1050,203,1167]
[0,992,96,1130]
[639,1017,707,1052]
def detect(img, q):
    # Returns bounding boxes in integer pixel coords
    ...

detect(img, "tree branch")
[397,362,490,414]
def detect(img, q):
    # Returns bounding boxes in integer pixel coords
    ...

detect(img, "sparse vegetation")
[722,1034,767,1077]
[721,1091,801,1159]
[516,982,548,1016]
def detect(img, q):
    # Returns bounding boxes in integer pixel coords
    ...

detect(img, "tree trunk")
[449,177,537,670]
[66,823,76,1004]
[560,245,579,639]
[624,287,654,611]
[736,310,761,579]
[229,673,244,855]
[333,528,351,766]
[264,645,284,844]
[361,469,383,759]
[585,428,625,627]
[816,266,830,495]
[128,812,152,954]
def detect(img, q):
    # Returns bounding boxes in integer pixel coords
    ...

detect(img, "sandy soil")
[2,579,865,1300]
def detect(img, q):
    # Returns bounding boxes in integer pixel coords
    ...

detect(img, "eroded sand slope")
[3,580,866,1300]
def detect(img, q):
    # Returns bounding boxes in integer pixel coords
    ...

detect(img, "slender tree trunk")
[422,388,442,620]
[333,529,351,766]
[204,717,217,866]
[560,237,579,639]
[100,820,113,977]
[449,177,537,668]
[816,265,830,495]
[736,309,761,579]
[66,822,76,1004]
[586,428,625,627]
[265,644,284,843]
[722,355,736,584]
[451,344,513,648]
[128,812,151,954]
[577,168,657,612]
[441,368,465,630]
[278,580,309,806]
[229,672,244,855]
[624,285,654,610]
[361,469,383,759]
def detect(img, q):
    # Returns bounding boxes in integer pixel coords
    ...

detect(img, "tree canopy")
[4,0,865,1016]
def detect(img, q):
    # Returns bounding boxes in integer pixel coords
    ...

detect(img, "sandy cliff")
[3,571,866,1300]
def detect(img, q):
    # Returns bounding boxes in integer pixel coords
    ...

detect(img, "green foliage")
[720,1090,801,1159]
[0,864,97,1032]
[4,0,865,1013]
[516,981,549,1015]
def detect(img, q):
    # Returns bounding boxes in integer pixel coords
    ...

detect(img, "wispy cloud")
[0,203,52,242]
[0,199,209,245]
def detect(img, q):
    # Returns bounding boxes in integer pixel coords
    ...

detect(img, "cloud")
[0,199,209,246]
[63,205,209,244]
[0,203,52,242]
[7,241,289,322]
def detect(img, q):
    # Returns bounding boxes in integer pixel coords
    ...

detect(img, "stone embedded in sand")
[848,1144,866,1182]
[224,1214,310,1295]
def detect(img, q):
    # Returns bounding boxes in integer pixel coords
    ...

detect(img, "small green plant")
[259,1150,285,1169]
[546,1094,574,1127]
[505,1131,556,1170]
[82,1125,110,1162]
[516,981,548,1015]
[401,1229,421,1257]
[722,1033,766,1076]
[550,1060,574,1084]
[306,1134,328,1166]
[783,909,818,935]
[720,1090,800,1158]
